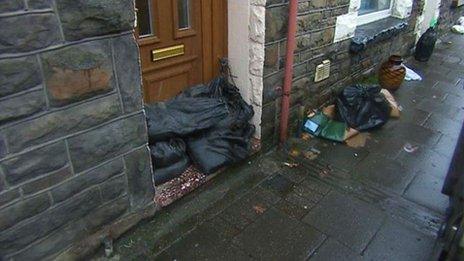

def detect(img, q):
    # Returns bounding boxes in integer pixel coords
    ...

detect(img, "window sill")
[350,17,408,53]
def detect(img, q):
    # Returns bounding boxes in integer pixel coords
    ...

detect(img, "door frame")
[200,0,228,83]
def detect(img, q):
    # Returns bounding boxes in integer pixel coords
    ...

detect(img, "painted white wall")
[228,0,265,139]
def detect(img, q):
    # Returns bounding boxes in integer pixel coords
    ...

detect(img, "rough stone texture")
[56,0,135,41]
[28,0,53,9]
[124,146,154,210]
[0,141,68,186]
[0,188,101,256]
[21,166,72,195]
[0,56,42,98]
[113,35,143,113]
[0,89,46,123]
[0,0,24,13]
[68,113,146,173]
[51,158,124,203]
[0,13,61,54]
[4,94,121,153]
[41,40,115,107]
[0,192,50,231]
[0,1,151,259]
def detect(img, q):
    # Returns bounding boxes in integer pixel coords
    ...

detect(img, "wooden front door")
[135,0,227,103]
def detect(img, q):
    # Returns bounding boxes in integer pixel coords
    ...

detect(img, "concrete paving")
[107,34,464,260]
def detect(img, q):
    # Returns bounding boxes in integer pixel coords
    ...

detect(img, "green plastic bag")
[303,112,347,142]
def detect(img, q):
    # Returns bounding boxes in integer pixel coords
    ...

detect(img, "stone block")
[41,40,114,107]
[124,146,154,210]
[1,141,68,185]
[265,6,288,42]
[4,94,121,153]
[112,35,143,113]
[100,174,127,202]
[56,0,135,41]
[298,13,323,33]
[264,44,279,69]
[311,0,327,8]
[0,192,50,231]
[0,14,61,54]
[0,56,42,98]
[51,158,123,203]
[10,196,129,260]
[250,5,266,44]
[21,166,72,195]
[0,189,20,208]
[0,0,24,13]
[0,187,101,255]
[0,89,46,123]
[28,0,53,9]
[68,113,146,173]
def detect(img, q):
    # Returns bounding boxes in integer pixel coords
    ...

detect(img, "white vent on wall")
[314,60,331,82]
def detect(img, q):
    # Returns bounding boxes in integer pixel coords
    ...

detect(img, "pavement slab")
[302,191,385,253]
[104,34,464,261]
[232,209,327,261]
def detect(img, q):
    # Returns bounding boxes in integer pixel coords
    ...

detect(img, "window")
[135,0,154,37]
[357,0,393,25]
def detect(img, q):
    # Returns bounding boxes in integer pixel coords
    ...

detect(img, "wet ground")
[105,34,464,260]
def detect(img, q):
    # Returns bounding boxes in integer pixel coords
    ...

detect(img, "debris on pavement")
[345,132,371,148]
[283,162,299,168]
[404,65,422,81]
[451,25,464,34]
[253,205,267,214]
[403,142,419,153]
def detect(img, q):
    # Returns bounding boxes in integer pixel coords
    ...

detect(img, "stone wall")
[0,0,154,259]
[261,0,436,149]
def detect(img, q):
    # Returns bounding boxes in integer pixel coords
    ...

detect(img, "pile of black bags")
[336,84,391,131]
[146,77,255,185]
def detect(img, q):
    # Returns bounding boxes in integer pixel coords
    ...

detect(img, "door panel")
[135,0,227,103]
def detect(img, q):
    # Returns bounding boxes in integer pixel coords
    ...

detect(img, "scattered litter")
[381,89,401,118]
[404,65,422,81]
[283,162,299,168]
[403,143,419,153]
[290,149,301,157]
[253,205,266,214]
[354,153,359,157]
[301,132,312,141]
[458,16,464,25]
[303,150,319,160]
[345,132,371,148]
[318,164,333,178]
[451,25,464,34]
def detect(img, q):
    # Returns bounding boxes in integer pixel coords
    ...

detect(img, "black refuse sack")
[145,97,228,142]
[187,77,255,174]
[154,157,190,185]
[150,138,187,168]
[150,138,190,185]
[336,85,391,131]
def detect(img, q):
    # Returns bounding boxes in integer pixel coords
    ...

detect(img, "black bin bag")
[336,85,391,131]
[150,138,190,185]
[145,97,228,142]
[186,77,255,174]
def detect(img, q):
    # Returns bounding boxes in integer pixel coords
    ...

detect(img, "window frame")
[357,0,394,25]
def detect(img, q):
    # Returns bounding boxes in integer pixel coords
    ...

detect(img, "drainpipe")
[279,0,298,146]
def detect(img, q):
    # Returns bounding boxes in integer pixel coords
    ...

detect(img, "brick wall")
[261,0,462,149]
[0,0,154,259]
